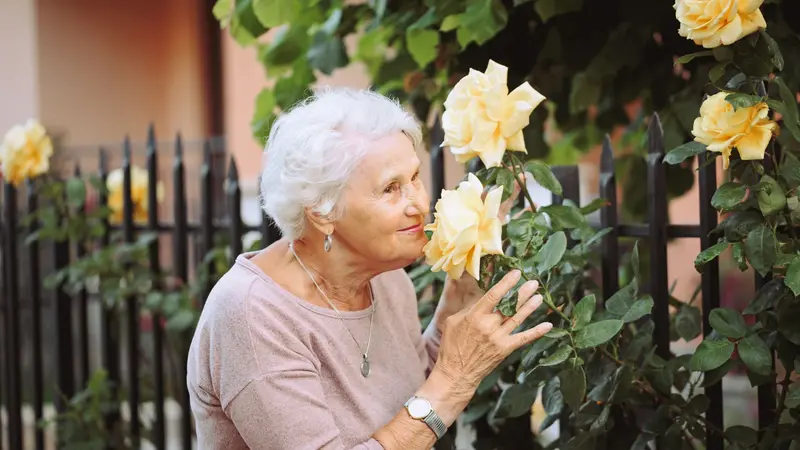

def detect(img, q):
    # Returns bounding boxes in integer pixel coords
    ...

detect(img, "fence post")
[599,135,619,307]
[172,133,194,449]
[146,125,167,450]
[646,113,670,361]
[53,191,75,411]
[122,137,141,447]
[26,178,45,450]
[200,141,214,305]
[98,148,121,445]
[226,158,243,263]
[698,151,723,449]
[73,165,91,388]
[3,182,23,450]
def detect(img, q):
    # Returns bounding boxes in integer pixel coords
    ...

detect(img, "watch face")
[407,398,432,419]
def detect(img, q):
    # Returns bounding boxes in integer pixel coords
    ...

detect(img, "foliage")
[41,370,131,450]
[214,0,800,222]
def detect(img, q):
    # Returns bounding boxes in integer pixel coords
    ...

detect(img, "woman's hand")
[432,270,552,393]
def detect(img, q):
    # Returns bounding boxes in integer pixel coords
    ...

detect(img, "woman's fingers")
[471,270,521,315]
[515,280,539,310]
[508,322,553,349]
[499,293,543,334]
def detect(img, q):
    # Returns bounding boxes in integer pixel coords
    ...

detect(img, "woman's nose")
[404,185,429,217]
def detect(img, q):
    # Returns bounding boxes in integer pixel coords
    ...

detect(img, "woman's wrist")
[415,366,475,427]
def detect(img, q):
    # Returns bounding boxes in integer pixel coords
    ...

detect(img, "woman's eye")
[411,172,420,182]
[384,183,399,194]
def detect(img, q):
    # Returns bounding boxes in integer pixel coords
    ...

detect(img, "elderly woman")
[187,88,553,450]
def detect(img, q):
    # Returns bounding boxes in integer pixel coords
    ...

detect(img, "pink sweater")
[187,253,442,449]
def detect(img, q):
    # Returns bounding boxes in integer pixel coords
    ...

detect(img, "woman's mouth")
[398,224,422,233]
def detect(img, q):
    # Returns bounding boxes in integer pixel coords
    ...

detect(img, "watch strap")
[422,411,448,439]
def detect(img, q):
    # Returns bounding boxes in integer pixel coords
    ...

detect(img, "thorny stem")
[508,154,537,213]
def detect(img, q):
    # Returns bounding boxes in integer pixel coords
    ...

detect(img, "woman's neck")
[286,239,375,311]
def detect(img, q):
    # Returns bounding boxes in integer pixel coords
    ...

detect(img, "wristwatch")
[404,396,448,439]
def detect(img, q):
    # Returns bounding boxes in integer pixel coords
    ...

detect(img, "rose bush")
[0,119,54,187]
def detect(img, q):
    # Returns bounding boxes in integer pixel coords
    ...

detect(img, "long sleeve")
[225,368,385,450]
[419,319,442,375]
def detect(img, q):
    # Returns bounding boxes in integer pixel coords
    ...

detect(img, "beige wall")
[35,0,207,147]
[0,0,40,134]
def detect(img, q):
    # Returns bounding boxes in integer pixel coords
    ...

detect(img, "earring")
[324,234,333,252]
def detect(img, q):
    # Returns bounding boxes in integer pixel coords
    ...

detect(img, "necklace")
[289,243,376,378]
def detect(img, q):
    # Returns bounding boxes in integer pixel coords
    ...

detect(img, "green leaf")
[675,305,702,341]
[406,29,439,68]
[738,334,772,376]
[780,153,800,189]
[689,338,735,372]
[573,294,595,330]
[559,365,586,411]
[261,25,310,69]
[718,210,765,242]
[756,175,786,217]
[526,161,563,195]
[725,425,759,447]
[695,241,729,272]
[778,306,800,345]
[579,198,608,215]
[493,383,538,418]
[606,280,636,316]
[65,178,86,209]
[733,242,749,271]
[709,61,728,83]
[213,0,234,26]
[534,0,583,23]
[686,394,710,414]
[702,359,737,387]
[496,167,516,202]
[569,72,601,114]
[574,320,623,349]
[713,46,734,61]
[675,51,713,65]
[564,432,595,450]
[775,76,800,143]
[440,14,460,31]
[785,386,800,409]
[744,278,786,315]
[251,88,277,138]
[622,296,653,323]
[229,0,269,45]
[542,375,563,415]
[545,327,569,338]
[533,231,567,274]
[455,0,507,47]
[540,204,586,229]
[745,225,776,277]
[711,182,747,211]
[166,310,197,332]
[307,32,349,75]
[540,344,572,367]
[709,307,747,339]
[725,93,764,110]
[663,141,707,165]
[252,0,300,27]
[786,260,800,296]
[760,30,783,71]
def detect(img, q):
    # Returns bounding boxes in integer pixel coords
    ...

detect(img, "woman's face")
[333,132,430,270]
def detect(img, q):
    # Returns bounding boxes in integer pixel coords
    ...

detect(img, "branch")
[508,154,537,213]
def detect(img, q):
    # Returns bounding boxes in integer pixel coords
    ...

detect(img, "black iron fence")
[0,114,774,449]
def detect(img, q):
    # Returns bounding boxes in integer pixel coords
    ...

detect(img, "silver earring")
[324,234,333,252]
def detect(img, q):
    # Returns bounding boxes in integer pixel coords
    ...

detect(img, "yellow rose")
[107,166,165,224]
[442,60,546,168]
[0,119,54,187]
[423,173,503,280]
[691,92,778,169]
[674,0,766,48]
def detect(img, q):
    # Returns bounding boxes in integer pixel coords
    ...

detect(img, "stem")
[543,289,569,322]
[600,347,624,366]
[508,154,537,212]
[774,372,792,432]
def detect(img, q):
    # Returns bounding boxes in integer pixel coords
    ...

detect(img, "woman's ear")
[304,207,335,236]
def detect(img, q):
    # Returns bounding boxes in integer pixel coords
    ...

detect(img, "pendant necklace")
[289,243,376,377]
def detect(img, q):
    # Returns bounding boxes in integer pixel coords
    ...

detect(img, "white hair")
[259,87,423,241]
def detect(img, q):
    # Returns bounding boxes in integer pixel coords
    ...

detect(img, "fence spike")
[25,178,44,450]
[3,181,23,450]
[200,140,214,306]
[175,132,184,160]
[227,156,243,262]
[599,134,619,306]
